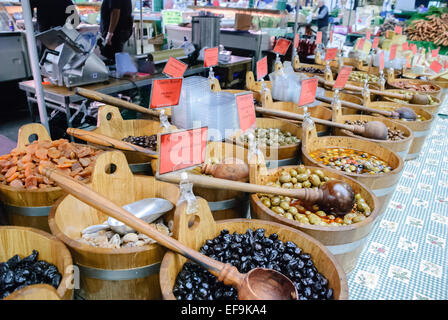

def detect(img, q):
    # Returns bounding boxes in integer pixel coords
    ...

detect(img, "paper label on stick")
[273,38,291,55]
[395,26,402,35]
[236,92,256,133]
[158,127,208,175]
[204,47,219,67]
[432,47,440,58]
[430,60,443,73]
[163,57,187,78]
[406,56,411,69]
[150,78,183,109]
[357,38,365,51]
[294,34,300,48]
[325,48,338,61]
[334,66,352,89]
[316,31,322,44]
[390,44,398,60]
[366,30,371,40]
[372,37,379,49]
[380,51,385,71]
[256,56,268,81]
[410,43,417,55]
[402,42,408,51]
[298,78,318,107]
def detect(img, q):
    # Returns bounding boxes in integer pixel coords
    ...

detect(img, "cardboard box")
[235,13,253,31]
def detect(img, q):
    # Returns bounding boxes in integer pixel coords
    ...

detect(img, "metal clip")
[332,89,341,110]
[247,131,264,165]
[378,70,386,90]
[208,66,215,80]
[177,172,198,215]
[302,108,314,130]
[362,77,370,101]
[159,109,171,131]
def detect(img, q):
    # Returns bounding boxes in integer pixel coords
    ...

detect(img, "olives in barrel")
[238,128,300,147]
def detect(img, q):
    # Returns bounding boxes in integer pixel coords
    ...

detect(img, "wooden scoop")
[66,128,158,158]
[318,77,430,105]
[158,172,355,216]
[255,107,389,140]
[315,95,417,121]
[40,166,298,300]
[75,87,166,119]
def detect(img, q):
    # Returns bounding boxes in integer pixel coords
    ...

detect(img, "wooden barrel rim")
[367,102,434,126]
[381,88,441,106]
[387,78,441,94]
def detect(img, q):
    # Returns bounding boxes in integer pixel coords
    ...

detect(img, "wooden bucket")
[209,77,247,95]
[90,105,176,175]
[386,69,442,99]
[380,89,442,115]
[292,55,326,77]
[249,163,379,274]
[48,151,180,300]
[365,101,435,160]
[260,90,332,137]
[191,141,250,220]
[301,124,404,217]
[228,118,302,168]
[159,197,349,300]
[245,71,272,103]
[331,104,414,160]
[0,226,73,300]
[0,124,99,233]
[4,284,61,300]
[322,90,363,115]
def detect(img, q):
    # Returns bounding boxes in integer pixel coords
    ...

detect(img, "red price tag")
[430,60,443,74]
[273,38,291,55]
[386,30,390,38]
[150,78,183,109]
[432,47,440,58]
[325,47,338,61]
[298,78,318,107]
[395,26,402,35]
[316,31,322,44]
[390,44,398,60]
[380,51,385,71]
[256,56,268,81]
[366,30,371,40]
[158,127,208,175]
[357,38,365,51]
[372,37,380,49]
[204,47,219,68]
[163,57,187,78]
[406,56,411,69]
[334,66,353,89]
[402,42,408,51]
[236,92,256,133]
[330,30,333,43]
[294,34,300,48]
[410,43,417,55]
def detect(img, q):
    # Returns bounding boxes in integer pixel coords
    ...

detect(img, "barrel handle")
[245,71,255,90]
[16,123,52,151]
[96,105,124,131]
[209,77,221,92]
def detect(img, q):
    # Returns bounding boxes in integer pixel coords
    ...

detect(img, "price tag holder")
[325,47,338,61]
[333,66,352,89]
[158,127,208,175]
[204,47,219,68]
[150,78,183,109]
[380,51,385,71]
[390,44,398,61]
[430,60,443,74]
[298,77,318,107]
[163,57,188,78]
[395,26,403,35]
[357,38,365,51]
[316,31,322,45]
[372,37,380,49]
[432,47,440,58]
[235,92,256,133]
[273,38,291,55]
[256,56,268,81]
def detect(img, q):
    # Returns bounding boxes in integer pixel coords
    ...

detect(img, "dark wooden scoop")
[315,95,417,121]
[255,107,389,140]
[158,172,355,216]
[40,166,298,300]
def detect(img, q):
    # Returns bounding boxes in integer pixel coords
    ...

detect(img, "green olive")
[309,174,321,187]
[297,173,309,182]
[272,206,285,215]
[343,213,357,225]
[290,177,298,184]
[352,214,366,223]
[297,165,306,174]
[308,214,321,225]
[289,169,298,177]
[271,197,281,206]
[282,182,293,189]
[283,197,291,203]
[314,169,325,179]
[294,183,302,189]
[355,193,363,201]
[302,180,312,188]
[279,173,291,183]
[262,199,271,208]
[288,207,298,215]
[280,201,290,210]
[285,213,294,220]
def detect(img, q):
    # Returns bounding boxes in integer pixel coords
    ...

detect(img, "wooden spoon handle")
[315,95,396,117]
[66,128,158,158]
[40,166,243,286]
[157,172,323,204]
[75,87,164,118]
[429,69,448,80]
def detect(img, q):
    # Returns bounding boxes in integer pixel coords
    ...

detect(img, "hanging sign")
[236,92,256,133]
[372,37,380,49]
[390,44,398,60]
[366,30,371,40]
[316,31,322,44]
[329,30,333,43]
[333,66,353,90]
[273,38,291,55]
[150,78,183,109]
[256,56,268,81]
[380,51,385,71]
[325,47,338,61]
[204,47,219,68]
[410,43,417,55]
[294,34,300,48]
[402,42,408,51]
[163,57,187,78]
[357,38,365,51]
[158,127,208,175]
[298,78,318,107]
[430,60,443,74]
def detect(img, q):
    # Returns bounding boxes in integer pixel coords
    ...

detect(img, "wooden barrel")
[0,124,99,233]
[4,284,61,300]
[386,69,442,99]
[48,151,180,300]
[245,71,272,103]
[159,197,348,300]
[365,102,435,160]
[331,105,414,160]
[292,55,326,77]
[191,141,250,220]
[380,89,441,115]
[250,164,379,273]
[209,77,247,95]
[259,90,332,137]
[228,118,302,168]
[0,226,73,300]
[90,105,176,175]
[301,124,404,217]
[323,90,363,115]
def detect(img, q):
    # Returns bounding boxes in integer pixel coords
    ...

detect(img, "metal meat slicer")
[37,26,109,88]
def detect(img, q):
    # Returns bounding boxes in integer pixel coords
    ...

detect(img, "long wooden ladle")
[255,107,389,140]
[318,77,430,105]
[40,166,297,300]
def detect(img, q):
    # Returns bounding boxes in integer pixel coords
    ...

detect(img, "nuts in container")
[122,134,157,151]
[344,120,407,141]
